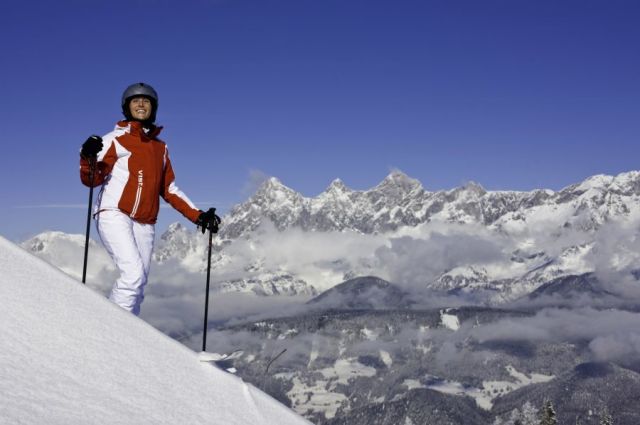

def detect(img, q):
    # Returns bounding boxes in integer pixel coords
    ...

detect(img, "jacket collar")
[116,120,164,140]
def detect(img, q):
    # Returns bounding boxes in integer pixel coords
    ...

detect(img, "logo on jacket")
[138,170,144,187]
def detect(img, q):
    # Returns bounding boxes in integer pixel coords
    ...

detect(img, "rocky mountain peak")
[450,181,486,199]
[23,231,85,253]
[609,170,640,196]
[256,176,289,194]
[252,177,302,206]
[326,178,350,193]
[379,170,422,190]
[372,171,424,203]
[573,174,614,193]
[316,179,355,204]
[162,222,186,238]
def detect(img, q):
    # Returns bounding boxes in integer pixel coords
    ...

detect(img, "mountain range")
[24,170,640,301]
[220,170,640,237]
[16,171,640,424]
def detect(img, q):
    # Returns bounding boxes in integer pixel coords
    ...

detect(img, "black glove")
[81,135,103,159]
[196,208,221,234]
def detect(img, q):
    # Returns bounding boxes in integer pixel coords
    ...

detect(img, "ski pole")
[202,227,213,351]
[81,157,96,284]
[202,208,219,352]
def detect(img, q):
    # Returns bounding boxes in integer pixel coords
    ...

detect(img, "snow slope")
[0,236,310,425]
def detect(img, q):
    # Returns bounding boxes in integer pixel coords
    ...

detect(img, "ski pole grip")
[211,208,219,234]
[88,157,97,185]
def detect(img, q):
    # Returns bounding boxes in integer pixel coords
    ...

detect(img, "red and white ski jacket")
[80,120,200,225]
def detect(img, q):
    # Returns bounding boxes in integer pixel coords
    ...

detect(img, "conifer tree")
[600,408,613,425]
[539,399,557,425]
[493,401,538,425]
[520,401,538,425]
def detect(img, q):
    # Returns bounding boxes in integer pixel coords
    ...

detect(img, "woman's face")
[129,96,153,121]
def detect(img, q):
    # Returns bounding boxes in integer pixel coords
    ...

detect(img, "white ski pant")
[96,210,155,316]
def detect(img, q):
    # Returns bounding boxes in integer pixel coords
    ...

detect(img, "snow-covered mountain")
[0,235,310,425]
[21,170,640,303]
[12,167,640,424]
[220,172,427,237]
[306,275,414,310]
[163,169,640,298]
[220,170,640,238]
[21,230,115,284]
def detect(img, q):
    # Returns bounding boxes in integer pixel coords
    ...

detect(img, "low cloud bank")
[375,229,508,288]
[471,307,640,364]
[23,209,640,364]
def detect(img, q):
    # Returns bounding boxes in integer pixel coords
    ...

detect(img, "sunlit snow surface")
[440,309,461,330]
[276,357,377,419]
[0,236,310,425]
[404,364,554,410]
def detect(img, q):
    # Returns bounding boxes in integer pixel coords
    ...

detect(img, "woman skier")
[79,82,219,315]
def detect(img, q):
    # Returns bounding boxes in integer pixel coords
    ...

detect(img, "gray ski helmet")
[121,82,159,122]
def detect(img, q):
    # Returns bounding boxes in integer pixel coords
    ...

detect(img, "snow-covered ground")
[0,236,310,425]
[276,357,377,420]
[405,364,554,410]
[440,309,461,331]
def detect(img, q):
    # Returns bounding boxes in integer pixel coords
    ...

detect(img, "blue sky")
[1,0,639,241]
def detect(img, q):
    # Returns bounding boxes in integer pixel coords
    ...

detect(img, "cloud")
[589,332,640,363]
[374,225,510,288]
[215,220,388,291]
[134,220,515,342]
[470,307,640,363]
[211,218,522,300]
[17,217,529,345]
[23,201,640,366]
[13,204,87,209]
